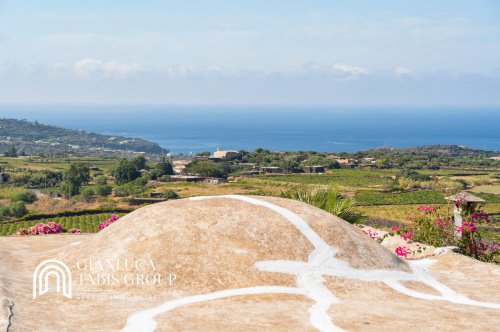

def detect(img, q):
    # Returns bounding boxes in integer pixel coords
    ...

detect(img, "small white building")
[213,148,241,160]
[173,160,191,174]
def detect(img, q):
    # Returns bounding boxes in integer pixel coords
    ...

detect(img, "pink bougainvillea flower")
[471,210,490,223]
[416,205,436,213]
[362,229,378,239]
[400,230,414,241]
[26,222,63,235]
[14,228,29,236]
[459,221,476,233]
[395,246,409,257]
[98,215,120,231]
[390,226,399,232]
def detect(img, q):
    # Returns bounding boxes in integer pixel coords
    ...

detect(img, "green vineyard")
[0,213,126,236]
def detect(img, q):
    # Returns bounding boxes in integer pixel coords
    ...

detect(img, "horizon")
[1,1,500,106]
[1,106,499,153]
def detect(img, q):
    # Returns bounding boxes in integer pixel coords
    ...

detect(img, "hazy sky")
[1,0,500,106]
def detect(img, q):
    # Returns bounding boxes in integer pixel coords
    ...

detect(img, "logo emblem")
[33,259,72,299]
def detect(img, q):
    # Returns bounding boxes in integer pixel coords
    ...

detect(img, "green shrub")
[95,185,112,196]
[162,190,179,200]
[79,187,95,202]
[0,206,8,221]
[11,190,37,204]
[95,176,108,185]
[9,201,28,218]
[398,170,431,181]
[113,187,129,197]
[158,175,171,182]
[113,176,149,197]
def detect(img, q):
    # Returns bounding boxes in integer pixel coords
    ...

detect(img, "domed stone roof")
[1,195,499,331]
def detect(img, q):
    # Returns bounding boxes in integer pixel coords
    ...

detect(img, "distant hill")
[0,118,165,155]
[363,145,498,157]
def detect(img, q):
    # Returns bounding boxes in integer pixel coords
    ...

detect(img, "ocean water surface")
[0,106,499,153]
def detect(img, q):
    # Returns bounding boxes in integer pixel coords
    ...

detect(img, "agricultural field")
[354,190,446,205]
[257,169,396,188]
[417,169,492,176]
[0,185,28,200]
[0,156,117,172]
[471,185,500,195]
[1,155,499,245]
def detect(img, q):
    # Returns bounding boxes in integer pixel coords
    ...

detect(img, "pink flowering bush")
[16,222,63,236]
[454,203,496,261]
[98,214,120,231]
[393,202,499,263]
[399,205,455,248]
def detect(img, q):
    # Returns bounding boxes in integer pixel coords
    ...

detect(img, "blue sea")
[0,105,499,153]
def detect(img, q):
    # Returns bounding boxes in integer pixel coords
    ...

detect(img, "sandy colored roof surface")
[0,195,499,331]
[445,191,486,202]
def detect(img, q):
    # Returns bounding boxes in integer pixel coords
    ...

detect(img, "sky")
[0,0,500,106]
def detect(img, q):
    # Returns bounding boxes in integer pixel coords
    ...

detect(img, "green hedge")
[9,207,133,223]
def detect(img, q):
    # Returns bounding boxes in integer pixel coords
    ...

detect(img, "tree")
[303,156,340,169]
[113,159,140,185]
[4,146,17,157]
[184,160,228,178]
[196,151,211,157]
[61,162,90,197]
[131,155,147,171]
[155,161,174,176]
[66,163,91,185]
[61,181,80,197]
